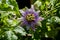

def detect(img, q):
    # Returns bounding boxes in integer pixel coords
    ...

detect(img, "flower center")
[26,14,35,21]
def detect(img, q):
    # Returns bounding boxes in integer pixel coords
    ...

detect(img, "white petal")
[31,5,35,12]
[31,5,34,9]
[17,17,23,22]
[37,10,40,14]
[38,17,44,21]
[19,10,25,14]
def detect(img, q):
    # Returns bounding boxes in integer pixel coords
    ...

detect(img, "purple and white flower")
[19,5,44,31]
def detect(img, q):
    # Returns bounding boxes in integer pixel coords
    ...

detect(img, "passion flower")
[20,5,44,31]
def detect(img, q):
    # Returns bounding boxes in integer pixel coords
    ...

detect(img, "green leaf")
[14,26,26,36]
[5,31,18,40]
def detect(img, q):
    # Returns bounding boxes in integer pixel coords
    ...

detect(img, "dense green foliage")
[0,0,60,40]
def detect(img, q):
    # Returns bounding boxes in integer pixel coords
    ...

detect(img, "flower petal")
[31,22,36,31]
[31,5,34,10]
[26,26,30,30]
[38,17,44,21]
[19,10,25,16]
[36,10,40,14]
[30,5,35,12]
[17,17,23,20]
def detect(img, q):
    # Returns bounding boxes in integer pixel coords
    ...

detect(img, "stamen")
[26,14,35,21]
